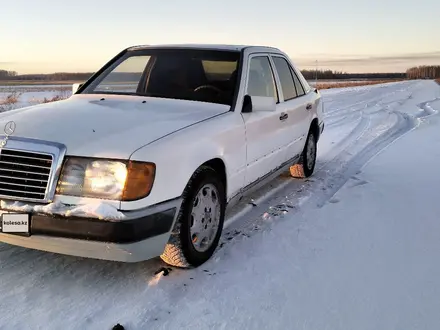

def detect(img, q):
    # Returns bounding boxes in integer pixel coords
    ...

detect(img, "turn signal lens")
[122,161,156,201]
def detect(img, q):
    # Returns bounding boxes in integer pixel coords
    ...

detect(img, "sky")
[1,0,439,74]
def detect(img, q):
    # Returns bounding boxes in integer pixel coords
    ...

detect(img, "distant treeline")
[0,70,94,81]
[0,70,18,79]
[301,70,405,80]
[406,66,440,79]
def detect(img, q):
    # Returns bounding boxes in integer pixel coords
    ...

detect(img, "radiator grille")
[0,149,53,201]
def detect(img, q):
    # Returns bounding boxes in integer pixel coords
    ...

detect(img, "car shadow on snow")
[0,241,167,281]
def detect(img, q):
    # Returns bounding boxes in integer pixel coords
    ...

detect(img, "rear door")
[270,55,314,161]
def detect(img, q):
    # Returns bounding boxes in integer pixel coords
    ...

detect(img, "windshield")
[82,48,241,106]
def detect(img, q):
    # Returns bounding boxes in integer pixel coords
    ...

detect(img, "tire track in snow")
[312,110,416,208]
[415,98,440,118]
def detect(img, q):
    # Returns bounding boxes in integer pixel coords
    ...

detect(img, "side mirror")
[72,83,84,94]
[242,95,276,113]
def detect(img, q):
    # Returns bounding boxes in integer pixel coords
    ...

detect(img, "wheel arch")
[200,158,227,195]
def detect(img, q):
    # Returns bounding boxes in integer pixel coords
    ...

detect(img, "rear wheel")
[160,166,226,268]
[290,129,317,178]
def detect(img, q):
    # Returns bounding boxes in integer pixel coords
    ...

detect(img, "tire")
[290,129,317,179]
[160,166,226,268]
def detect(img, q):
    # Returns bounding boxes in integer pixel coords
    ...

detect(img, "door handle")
[306,103,313,110]
[279,112,288,121]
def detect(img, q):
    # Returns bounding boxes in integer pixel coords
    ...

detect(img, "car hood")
[0,94,229,158]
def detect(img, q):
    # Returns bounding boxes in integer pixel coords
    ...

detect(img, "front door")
[241,54,288,187]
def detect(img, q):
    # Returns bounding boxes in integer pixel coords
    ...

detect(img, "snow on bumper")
[0,200,126,220]
[0,197,182,262]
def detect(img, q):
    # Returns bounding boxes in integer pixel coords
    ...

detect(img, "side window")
[294,67,312,93]
[246,56,279,103]
[272,57,298,101]
[290,67,305,97]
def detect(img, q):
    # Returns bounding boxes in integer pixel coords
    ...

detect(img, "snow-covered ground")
[0,80,440,330]
[0,87,71,111]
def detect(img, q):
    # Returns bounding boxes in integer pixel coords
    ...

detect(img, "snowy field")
[0,86,71,111]
[0,80,440,330]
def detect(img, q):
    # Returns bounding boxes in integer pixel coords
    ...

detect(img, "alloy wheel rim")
[190,183,221,252]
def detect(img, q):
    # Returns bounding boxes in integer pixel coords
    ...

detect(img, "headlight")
[56,157,156,201]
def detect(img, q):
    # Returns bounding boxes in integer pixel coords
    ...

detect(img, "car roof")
[127,43,280,53]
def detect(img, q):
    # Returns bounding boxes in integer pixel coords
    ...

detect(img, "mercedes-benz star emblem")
[4,121,16,136]
[0,121,16,148]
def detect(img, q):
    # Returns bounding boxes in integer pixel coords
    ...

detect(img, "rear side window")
[294,67,312,93]
[272,57,297,101]
[290,68,305,97]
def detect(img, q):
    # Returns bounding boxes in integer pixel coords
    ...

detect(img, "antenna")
[315,60,318,86]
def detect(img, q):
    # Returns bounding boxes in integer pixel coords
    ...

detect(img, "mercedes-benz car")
[0,44,324,268]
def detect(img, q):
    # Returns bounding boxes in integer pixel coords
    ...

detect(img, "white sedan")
[0,44,324,268]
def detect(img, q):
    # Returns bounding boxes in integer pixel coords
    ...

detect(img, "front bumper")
[0,197,182,262]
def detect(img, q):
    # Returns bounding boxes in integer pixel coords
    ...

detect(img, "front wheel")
[160,166,226,268]
[290,130,317,178]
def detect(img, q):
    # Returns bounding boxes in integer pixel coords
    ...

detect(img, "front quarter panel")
[121,111,247,211]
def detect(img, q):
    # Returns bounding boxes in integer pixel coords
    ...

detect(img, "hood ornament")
[0,121,16,148]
